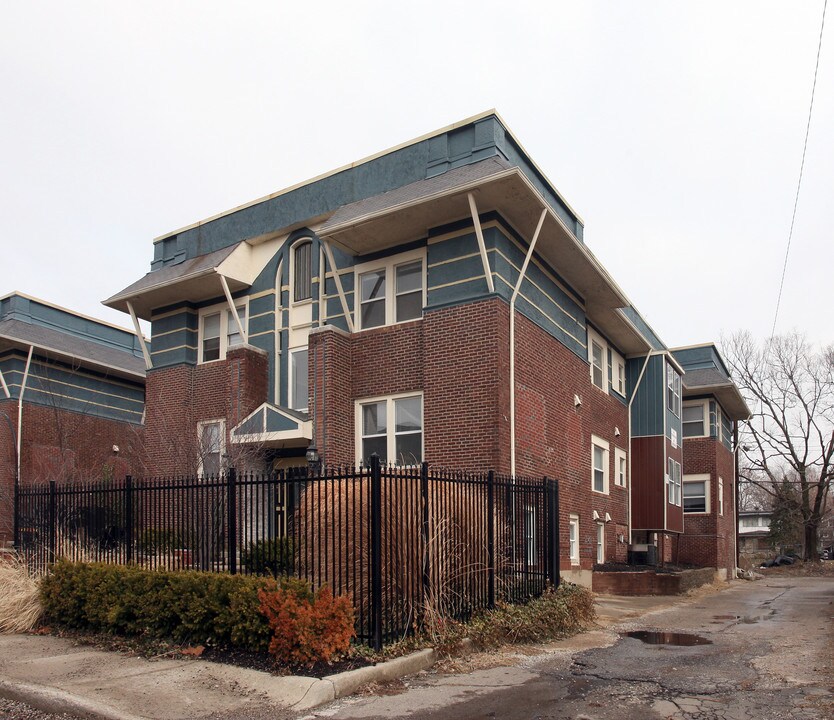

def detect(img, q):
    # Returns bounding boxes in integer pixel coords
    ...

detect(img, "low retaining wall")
[592,567,715,596]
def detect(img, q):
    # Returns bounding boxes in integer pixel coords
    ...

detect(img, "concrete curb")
[0,678,146,720]
[292,647,438,711]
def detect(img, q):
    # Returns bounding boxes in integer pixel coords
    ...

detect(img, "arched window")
[292,240,312,302]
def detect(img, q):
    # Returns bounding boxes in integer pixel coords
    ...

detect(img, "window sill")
[591,489,610,496]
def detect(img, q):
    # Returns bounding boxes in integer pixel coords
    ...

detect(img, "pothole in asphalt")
[622,631,712,646]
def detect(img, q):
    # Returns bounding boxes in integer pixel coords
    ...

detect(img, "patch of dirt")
[758,560,834,577]
[356,677,409,696]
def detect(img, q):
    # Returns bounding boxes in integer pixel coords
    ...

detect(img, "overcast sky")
[1,1,831,350]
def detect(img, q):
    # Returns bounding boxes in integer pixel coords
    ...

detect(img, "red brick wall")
[0,398,145,543]
[143,346,269,475]
[513,311,630,571]
[677,435,736,576]
[310,299,630,573]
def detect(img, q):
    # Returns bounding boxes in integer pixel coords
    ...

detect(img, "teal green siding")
[0,351,144,424]
[628,355,665,437]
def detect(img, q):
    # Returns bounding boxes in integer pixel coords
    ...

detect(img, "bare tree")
[724,331,833,560]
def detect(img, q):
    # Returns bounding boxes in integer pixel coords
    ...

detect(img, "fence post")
[370,453,383,651]
[48,479,57,563]
[13,478,20,550]
[487,470,495,609]
[546,478,560,587]
[125,475,134,564]
[420,462,430,612]
[227,467,238,575]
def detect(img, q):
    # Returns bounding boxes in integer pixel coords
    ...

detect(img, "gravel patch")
[0,698,79,720]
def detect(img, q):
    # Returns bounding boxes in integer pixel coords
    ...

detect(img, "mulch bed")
[593,562,700,574]
[42,627,373,679]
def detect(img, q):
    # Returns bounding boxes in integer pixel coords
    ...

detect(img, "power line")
[770,0,829,339]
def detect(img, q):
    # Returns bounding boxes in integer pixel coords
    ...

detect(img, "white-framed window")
[290,347,308,411]
[667,362,681,417]
[718,477,724,516]
[525,505,537,566]
[614,447,627,488]
[667,457,682,506]
[682,399,708,438]
[569,515,580,565]
[611,349,626,396]
[354,249,426,330]
[292,239,313,303]
[713,407,724,442]
[356,392,423,465]
[199,300,248,363]
[683,474,710,514]
[596,523,605,564]
[588,327,606,391]
[591,435,610,494]
[198,419,225,477]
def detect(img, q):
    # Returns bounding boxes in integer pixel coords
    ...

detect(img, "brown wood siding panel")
[666,438,684,533]
[631,436,665,530]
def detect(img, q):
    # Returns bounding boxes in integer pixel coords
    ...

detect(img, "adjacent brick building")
[0,293,147,543]
[104,111,750,585]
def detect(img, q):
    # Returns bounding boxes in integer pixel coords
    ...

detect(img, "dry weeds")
[0,553,42,633]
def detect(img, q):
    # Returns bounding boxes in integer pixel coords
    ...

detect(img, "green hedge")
[40,561,283,652]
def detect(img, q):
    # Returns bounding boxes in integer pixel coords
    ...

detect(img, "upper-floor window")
[591,435,609,494]
[683,474,710,513]
[667,363,681,417]
[614,447,627,487]
[591,339,605,389]
[587,327,625,397]
[612,350,626,396]
[667,457,681,506]
[293,240,313,302]
[682,400,708,438]
[356,392,423,465]
[355,250,425,331]
[199,301,247,363]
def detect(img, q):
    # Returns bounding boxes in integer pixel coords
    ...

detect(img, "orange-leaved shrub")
[257,579,355,666]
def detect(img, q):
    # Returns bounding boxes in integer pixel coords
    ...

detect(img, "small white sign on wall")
[671,428,678,449]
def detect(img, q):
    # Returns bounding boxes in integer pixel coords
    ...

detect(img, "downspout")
[627,350,657,545]
[734,420,740,572]
[509,208,547,476]
[17,345,34,485]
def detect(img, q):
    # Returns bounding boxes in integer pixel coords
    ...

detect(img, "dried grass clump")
[0,554,42,633]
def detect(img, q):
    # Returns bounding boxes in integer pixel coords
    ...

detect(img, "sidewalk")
[0,587,726,720]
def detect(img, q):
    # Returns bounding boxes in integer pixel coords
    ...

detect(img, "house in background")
[737,510,774,560]
[0,292,147,544]
[103,111,749,585]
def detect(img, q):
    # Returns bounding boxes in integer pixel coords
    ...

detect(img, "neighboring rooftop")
[0,292,146,380]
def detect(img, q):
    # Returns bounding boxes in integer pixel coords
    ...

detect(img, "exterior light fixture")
[306,442,321,472]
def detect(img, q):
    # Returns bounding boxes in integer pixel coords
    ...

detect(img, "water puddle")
[622,630,712,646]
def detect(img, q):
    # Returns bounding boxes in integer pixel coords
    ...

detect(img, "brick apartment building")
[104,111,750,584]
[0,293,147,543]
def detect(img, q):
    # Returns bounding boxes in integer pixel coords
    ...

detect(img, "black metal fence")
[15,457,559,648]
